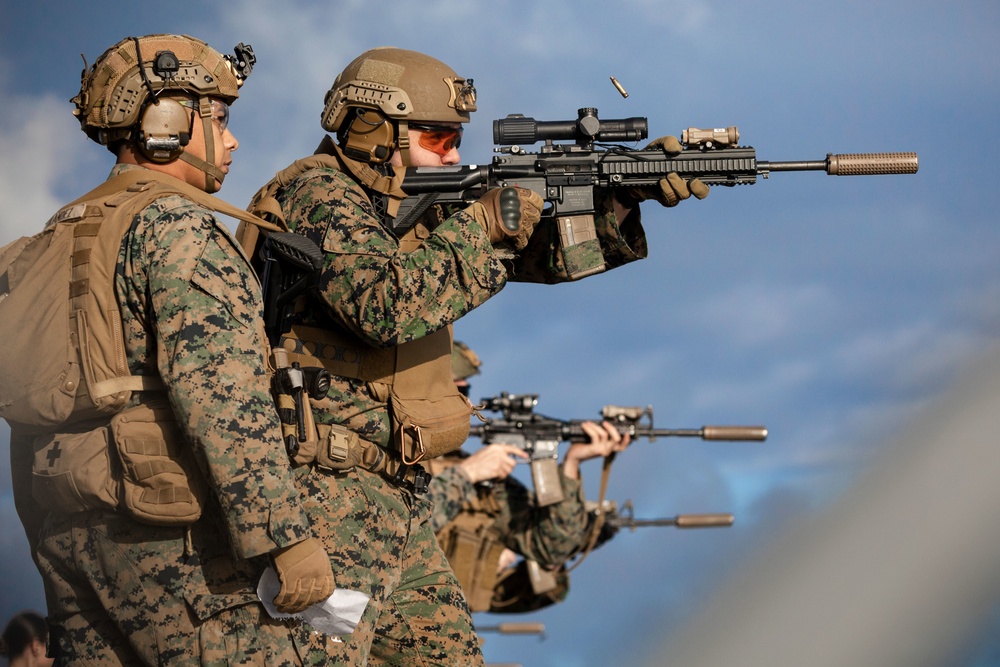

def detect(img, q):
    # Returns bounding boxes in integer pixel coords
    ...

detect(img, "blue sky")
[1,2,999,666]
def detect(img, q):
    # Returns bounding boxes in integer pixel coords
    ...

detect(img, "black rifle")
[258,232,329,455]
[397,108,919,279]
[469,392,766,506]
[258,232,323,348]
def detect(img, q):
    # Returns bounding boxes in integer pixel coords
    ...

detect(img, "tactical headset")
[74,35,253,191]
[135,49,191,163]
[337,107,398,164]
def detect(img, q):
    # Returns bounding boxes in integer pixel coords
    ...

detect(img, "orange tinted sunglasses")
[409,122,463,155]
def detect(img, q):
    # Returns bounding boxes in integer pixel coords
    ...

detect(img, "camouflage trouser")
[293,466,484,667]
[35,510,309,666]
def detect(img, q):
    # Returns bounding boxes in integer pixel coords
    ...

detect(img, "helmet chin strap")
[397,120,411,167]
[178,97,225,190]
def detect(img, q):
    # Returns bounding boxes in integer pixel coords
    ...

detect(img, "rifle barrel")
[645,426,768,441]
[626,513,734,529]
[477,622,546,635]
[761,152,918,176]
[675,513,735,528]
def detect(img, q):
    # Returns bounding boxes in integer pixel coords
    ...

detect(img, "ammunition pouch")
[111,401,207,526]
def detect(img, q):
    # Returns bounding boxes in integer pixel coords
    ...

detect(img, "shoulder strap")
[65,169,284,236]
[69,170,280,403]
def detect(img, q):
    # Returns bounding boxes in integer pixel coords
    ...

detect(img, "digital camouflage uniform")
[11,164,317,666]
[426,456,587,561]
[252,141,647,665]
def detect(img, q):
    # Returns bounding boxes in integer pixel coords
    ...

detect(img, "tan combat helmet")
[452,340,482,382]
[320,47,477,165]
[72,34,255,189]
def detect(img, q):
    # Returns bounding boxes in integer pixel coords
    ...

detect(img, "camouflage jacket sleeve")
[492,470,588,567]
[426,464,477,533]
[117,188,313,560]
[508,188,648,284]
[279,166,509,346]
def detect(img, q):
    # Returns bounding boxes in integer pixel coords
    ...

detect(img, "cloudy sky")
[2,2,999,666]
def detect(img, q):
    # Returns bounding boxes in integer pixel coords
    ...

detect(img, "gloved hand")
[619,135,710,208]
[466,186,544,250]
[271,537,335,614]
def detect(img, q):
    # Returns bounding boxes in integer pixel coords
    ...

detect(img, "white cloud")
[0,88,84,245]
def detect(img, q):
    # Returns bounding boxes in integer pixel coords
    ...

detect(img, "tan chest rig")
[240,139,472,493]
[2,169,280,526]
[426,456,508,612]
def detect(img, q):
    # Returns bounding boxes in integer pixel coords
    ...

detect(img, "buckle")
[391,463,430,495]
[412,467,430,495]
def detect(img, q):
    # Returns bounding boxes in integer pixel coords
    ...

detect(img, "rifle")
[469,392,766,506]
[258,232,329,456]
[476,622,546,637]
[599,498,732,538]
[579,499,734,554]
[396,107,918,279]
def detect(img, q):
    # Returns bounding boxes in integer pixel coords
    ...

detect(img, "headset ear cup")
[341,108,396,163]
[138,98,192,162]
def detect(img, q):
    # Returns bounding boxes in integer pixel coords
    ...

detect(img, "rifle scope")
[494,107,648,145]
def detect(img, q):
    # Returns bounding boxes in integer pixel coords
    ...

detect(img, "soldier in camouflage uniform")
[7,35,334,665]
[425,341,630,613]
[244,47,704,665]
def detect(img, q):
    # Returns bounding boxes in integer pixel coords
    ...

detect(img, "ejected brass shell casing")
[610,75,629,98]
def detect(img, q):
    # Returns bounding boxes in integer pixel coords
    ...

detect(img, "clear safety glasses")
[178,98,230,131]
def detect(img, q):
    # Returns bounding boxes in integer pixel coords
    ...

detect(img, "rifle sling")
[566,451,616,573]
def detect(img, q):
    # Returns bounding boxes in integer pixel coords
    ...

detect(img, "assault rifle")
[397,108,918,279]
[258,232,329,456]
[595,499,733,545]
[469,392,766,506]
[259,232,323,348]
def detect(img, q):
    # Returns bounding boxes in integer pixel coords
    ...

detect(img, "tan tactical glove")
[466,186,544,250]
[271,537,335,614]
[619,136,710,207]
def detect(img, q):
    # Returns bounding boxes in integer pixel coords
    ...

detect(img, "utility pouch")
[438,522,506,613]
[111,402,207,526]
[389,326,471,463]
[389,392,472,464]
[31,423,119,514]
[312,422,384,472]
